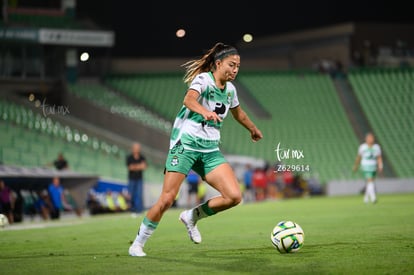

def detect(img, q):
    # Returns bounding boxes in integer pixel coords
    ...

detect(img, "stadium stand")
[105,73,188,121]
[231,71,360,184]
[348,68,414,178]
[0,98,164,183]
[1,1,412,220]
[104,71,361,184]
[2,67,410,189]
[67,80,172,134]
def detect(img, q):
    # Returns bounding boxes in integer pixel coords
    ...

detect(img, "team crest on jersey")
[171,155,179,166]
[227,92,232,104]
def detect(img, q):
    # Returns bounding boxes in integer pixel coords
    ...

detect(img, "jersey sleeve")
[357,144,364,156]
[188,73,207,95]
[229,83,240,108]
[374,144,382,156]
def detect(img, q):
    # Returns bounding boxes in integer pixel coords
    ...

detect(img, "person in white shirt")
[353,132,383,203]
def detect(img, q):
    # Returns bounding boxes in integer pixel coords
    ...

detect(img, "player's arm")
[138,160,147,171]
[377,155,383,174]
[127,159,139,171]
[183,89,222,123]
[60,189,73,210]
[128,163,136,171]
[353,154,361,172]
[230,106,263,142]
[128,162,147,171]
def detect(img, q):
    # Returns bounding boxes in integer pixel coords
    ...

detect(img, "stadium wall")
[237,22,414,70]
[326,178,414,196]
[109,58,187,74]
[108,57,293,73]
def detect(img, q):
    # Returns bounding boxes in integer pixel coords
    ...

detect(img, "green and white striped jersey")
[170,72,240,152]
[358,143,381,172]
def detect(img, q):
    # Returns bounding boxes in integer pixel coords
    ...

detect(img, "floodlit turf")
[1,193,414,275]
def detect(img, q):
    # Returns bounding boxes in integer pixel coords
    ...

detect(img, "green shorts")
[165,146,227,178]
[362,170,377,179]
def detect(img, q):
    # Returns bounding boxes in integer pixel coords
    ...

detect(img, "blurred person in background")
[265,163,278,199]
[52,152,69,170]
[48,177,74,219]
[353,132,383,204]
[242,164,255,203]
[0,179,15,224]
[126,142,147,217]
[34,190,52,220]
[128,42,263,257]
[282,169,295,198]
[186,169,201,207]
[252,167,267,201]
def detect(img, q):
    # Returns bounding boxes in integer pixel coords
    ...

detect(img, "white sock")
[133,217,158,247]
[366,182,376,202]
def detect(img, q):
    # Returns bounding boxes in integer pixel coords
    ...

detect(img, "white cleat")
[179,210,202,244]
[129,242,146,257]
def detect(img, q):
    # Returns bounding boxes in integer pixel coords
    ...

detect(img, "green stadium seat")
[67,82,172,133]
[348,68,414,178]
[0,98,154,181]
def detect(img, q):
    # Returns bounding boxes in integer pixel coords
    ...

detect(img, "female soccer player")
[353,132,383,204]
[129,42,263,257]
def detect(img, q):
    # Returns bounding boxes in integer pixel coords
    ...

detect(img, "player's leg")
[362,171,370,203]
[203,162,242,211]
[147,172,186,221]
[180,161,242,244]
[363,170,377,203]
[367,172,377,203]
[130,145,196,257]
[129,171,186,256]
[366,178,375,203]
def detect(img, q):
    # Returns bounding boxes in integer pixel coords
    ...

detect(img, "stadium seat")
[0,99,162,182]
[348,68,414,178]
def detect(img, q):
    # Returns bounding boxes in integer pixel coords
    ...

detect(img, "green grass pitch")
[1,193,414,274]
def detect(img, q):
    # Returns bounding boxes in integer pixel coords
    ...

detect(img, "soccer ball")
[0,214,9,228]
[270,220,304,253]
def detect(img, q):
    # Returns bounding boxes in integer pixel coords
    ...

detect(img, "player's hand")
[203,111,222,124]
[250,127,263,142]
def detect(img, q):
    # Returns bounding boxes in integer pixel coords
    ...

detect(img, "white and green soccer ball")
[0,214,9,228]
[270,220,304,253]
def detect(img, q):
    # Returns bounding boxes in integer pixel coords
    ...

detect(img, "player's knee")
[159,193,176,210]
[232,192,242,206]
[225,190,242,207]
